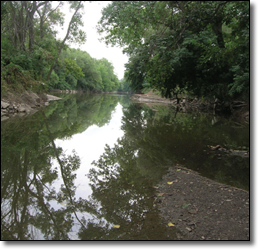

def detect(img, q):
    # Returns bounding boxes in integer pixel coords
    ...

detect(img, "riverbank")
[1,90,61,121]
[50,89,133,94]
[155,164,249,240]
[1,89,131,121]
[131,90,249,122]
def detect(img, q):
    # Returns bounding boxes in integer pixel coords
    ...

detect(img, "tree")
[46,1,86,82]
[98,1,249,102]
[36,1,64,40]
[124,53,146,92]
[4,1,48,52]
[97,58,120,91]
[0,1,123,94]
[118,78,131,92]
[1,1,87,92]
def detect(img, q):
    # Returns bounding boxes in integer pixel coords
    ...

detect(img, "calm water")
[1,93,249,240]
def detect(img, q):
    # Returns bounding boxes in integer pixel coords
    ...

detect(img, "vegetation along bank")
[1,1,249,119]
[1,1,131,120]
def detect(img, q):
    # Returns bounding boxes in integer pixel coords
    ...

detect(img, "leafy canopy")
[98,1,249,101]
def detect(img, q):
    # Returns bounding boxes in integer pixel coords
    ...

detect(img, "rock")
[208,145,220,150]
[1,110,8,117]
[1,91,62,118]
[8,105,16,113]
[1,101,10,109]
[17,104,31,113]
[27,90,40,100]
[46,94,62,101]
[1,109,8,114]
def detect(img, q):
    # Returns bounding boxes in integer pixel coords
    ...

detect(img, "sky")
[57,1,129,80]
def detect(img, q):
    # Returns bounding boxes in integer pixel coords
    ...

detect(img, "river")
[1,93,249,240]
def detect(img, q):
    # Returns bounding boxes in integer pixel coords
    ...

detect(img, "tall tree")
[98,1,249,101]
[46,1,86,82]
[5,1,48,52]
[36,1,64,40]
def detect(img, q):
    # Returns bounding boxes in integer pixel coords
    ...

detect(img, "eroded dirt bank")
[155,164,249,240]
[131,90,249,122]
[1,91,61,121]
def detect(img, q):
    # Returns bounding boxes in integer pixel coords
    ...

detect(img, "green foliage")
[118,78,131,92]
[124,54,146,92]
[1,1,119,93]
[97,58,120,91]
[10,53,33,71]
[99,1,249,102]
[48,70,60,89]
[228,66,249,97]
[1,62,34,93]
[50,48,119,91]
[63,58,85,79]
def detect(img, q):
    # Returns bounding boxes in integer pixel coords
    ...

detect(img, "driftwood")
[231,104,247,108]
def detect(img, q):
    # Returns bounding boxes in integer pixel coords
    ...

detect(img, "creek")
[1,93,249,240]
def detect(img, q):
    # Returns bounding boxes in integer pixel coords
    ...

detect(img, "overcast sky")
[57,1,128,80]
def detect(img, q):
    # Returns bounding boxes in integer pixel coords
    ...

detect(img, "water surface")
[1,93,249,240]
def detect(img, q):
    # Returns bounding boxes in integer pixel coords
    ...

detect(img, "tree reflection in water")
[1,95,249,240]
[1,94,122,240]
[1,114,88,240]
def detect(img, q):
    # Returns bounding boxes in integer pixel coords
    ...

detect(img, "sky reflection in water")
[52,103,124,200]
[1,94,249,240]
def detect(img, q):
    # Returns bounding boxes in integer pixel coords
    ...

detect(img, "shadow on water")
[1,94,249,240]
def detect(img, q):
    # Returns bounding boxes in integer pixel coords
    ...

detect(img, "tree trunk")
[213,20,225,48]
[9,1,26,51]
[8,1,48,52]
[28,11,35,52]
[46,1,82,82]
[27,1,48,52]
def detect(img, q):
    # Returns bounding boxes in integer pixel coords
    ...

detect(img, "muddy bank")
[131,91,173,104]
[131,90,249,122]
[50,89,79,93]
[155,164,249,240]
[131,93,214,115]
[1,91,61,121]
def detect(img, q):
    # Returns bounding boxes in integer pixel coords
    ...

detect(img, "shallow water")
[1,93,249,240]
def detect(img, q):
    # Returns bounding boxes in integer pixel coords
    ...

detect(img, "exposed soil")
[155,164,249,240]
[131,90,173,104]
[131,90,249,122]
[132,90,249,240]
[1,91,61,121]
